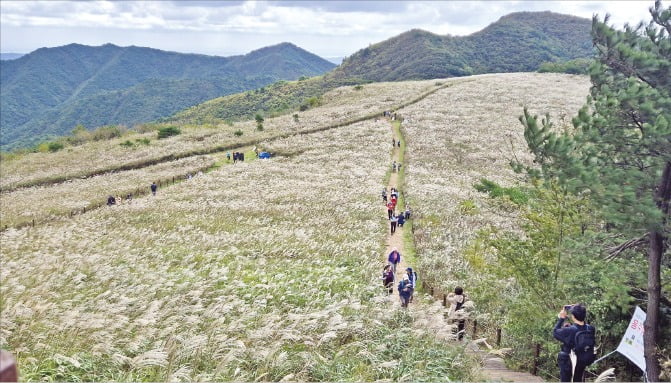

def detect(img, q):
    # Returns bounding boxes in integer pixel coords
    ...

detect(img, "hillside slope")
[165,11,593,126]
[332,11,592,81]
[0,43,335,150]
[0,73,590,381]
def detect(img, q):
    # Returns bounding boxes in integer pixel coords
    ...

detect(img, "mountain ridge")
[1,42,335,150]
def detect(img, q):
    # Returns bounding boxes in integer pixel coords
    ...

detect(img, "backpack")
[573,325,596,365]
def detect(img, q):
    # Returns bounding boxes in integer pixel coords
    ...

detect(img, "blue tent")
[259,152,271,159]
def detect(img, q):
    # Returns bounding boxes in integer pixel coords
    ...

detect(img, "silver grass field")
[0,73,589,381]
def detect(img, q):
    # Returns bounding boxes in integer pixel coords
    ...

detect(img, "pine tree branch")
[606,234,649,260]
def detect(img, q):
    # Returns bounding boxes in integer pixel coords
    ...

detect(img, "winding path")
[382,116,543,382]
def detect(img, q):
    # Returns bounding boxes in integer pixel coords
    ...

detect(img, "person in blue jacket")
[553,304,595,382]
[387,248,401,273]
[398,274,413,308]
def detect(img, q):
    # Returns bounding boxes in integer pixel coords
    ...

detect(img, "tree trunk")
[645,231,662,382]
[644,161,671,383]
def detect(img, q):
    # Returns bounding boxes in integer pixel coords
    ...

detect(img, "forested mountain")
[0,43,335,150]
[167,11,594,126]
[331,11,592,81]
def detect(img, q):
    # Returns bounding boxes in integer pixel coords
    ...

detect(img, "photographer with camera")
[552,303,596,382]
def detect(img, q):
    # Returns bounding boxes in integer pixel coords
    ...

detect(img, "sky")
[0,1,660,61]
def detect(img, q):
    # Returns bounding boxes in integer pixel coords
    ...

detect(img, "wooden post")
[472,319,477,337]
[443,294,447,307]
[532,343,541,375]
[496,328,502,347]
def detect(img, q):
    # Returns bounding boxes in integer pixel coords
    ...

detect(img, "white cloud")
[0,0,662,57]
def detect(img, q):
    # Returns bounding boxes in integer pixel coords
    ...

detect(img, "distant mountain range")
[1,11,593,151]
[1,53,24,61]
[0,43,335,150]
[167,11,594,127]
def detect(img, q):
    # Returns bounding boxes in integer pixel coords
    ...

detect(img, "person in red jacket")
[387,201,394,220]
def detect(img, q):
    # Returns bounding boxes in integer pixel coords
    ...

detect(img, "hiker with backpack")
[381,264,395,295]
[398,274,413,308]
[405,267,417,302]
[553,304,596,382]
[447,286,467,340]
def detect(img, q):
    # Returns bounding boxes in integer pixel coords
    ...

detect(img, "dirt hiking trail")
[382,117,543,382]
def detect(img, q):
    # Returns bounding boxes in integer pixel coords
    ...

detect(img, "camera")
[564,305,573,311]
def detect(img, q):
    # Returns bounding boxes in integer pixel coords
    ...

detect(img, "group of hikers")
[382,187,410,235]
[382,256,418,308]
[227,151,246,163]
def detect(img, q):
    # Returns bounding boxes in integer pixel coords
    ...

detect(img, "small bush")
[474,178,529,205]
[91,125,126,141]
[459,199,479,215]
[299,104,309,111]
[293,114,299,123]
[234,130,243,137]
[157,126,181,139]
[354,84,364,91]
[119,140,134,148]
[135,138,151,145]
[47,142,64,152]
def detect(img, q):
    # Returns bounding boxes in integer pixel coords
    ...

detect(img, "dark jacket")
[553,318,592,353]
[388,250,401,264]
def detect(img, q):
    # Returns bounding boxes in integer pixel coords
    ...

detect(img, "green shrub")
[119,140,134,148]
[234,129,243,137]
[458,199,479,215]
[135,138,151,145]
[474,178,529,205]
[354,84,364,90]
[157,126,181,139]
[91,125,126,141]
[47,142,64,152]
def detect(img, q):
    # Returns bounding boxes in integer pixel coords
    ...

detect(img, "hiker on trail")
[226,151,231,162]
[447,287,467,340]
[392,138,396,147]
[387,248,401,273]
[553,304,596,382]
[381,264,395,295]
[398,275,413,308]
[151,182,157,196]
[390,194,397,208]
[126,193,132,201]
[390,213,398,234]
[382,188,388,203]
[397,163,402,172]
[397,140,401,148]
[233,152,237,163]
[387,201,395,220]
[392,161,397,172]
[390,188,398,199]
[405,267,418,302]
[404,205,411,220]
[397,212,405,227]
[107,195,116,206]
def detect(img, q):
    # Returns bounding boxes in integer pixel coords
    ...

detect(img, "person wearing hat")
[553,304,595,382]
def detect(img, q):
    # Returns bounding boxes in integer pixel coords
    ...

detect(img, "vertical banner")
[616,306,646,373]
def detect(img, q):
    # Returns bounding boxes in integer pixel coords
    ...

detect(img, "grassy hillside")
[1,43,335,150]
[333,11,592,81]
[1,73,592,381]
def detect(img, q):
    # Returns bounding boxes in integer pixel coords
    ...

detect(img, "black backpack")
[573,325,596,365]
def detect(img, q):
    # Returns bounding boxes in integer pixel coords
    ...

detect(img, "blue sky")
[0,1,659,60]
